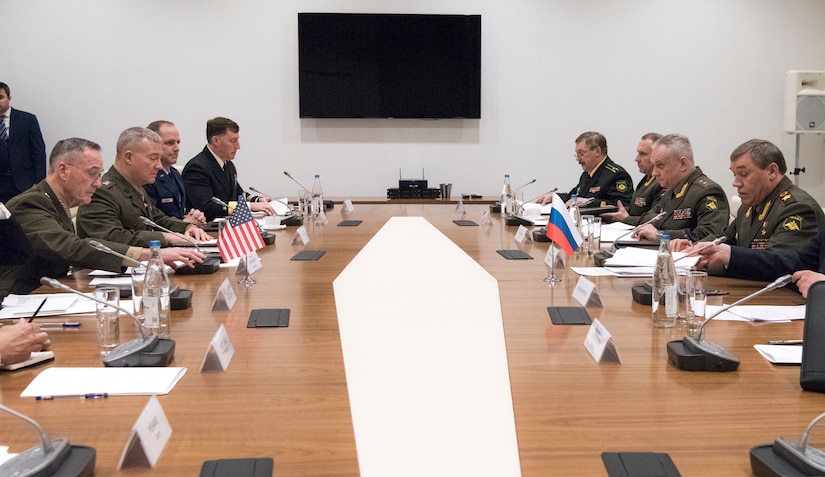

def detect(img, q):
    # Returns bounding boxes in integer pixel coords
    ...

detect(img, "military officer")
[602,132,663,225]
[634,134,729,241]
[0,137,203,299]
[537,131,634,208]
[76,127,212,247]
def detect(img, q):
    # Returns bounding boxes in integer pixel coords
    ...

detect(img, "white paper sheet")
[754,344,802,364]
[705,304,806,322]
[20,367,187,398]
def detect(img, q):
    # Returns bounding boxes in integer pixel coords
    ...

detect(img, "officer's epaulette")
[604,163,619,173]
[777,188,798,207]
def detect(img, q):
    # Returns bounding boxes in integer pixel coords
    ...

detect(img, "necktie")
[0,115,7,143]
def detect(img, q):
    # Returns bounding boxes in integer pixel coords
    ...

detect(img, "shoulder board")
[605,163,619,173]
[777,188,798,206]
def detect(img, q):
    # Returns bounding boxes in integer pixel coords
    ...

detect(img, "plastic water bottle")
[143,240,171,338]
[311,174,323,219]
[500,174,511,216]
[568,194,582,254]
[652,234,677,328]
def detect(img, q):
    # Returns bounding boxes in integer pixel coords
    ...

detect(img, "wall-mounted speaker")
[784,70,825,134]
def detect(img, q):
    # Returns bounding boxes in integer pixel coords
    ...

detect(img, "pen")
[36,393,109,400]
[38,322,81,328]
[767,339,803,345]
[28,298,47,323]
[674,236,727,262]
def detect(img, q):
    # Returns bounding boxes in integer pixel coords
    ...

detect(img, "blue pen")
[82,393,108,399]
[38,322,81,328]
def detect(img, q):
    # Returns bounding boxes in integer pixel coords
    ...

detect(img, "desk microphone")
[514,179,536,192]
[592,211,667,266]
[40,277,175,367]
[139,216,202,252]
[211,196,231,210]
[526,188,558,204]
[667,274,792,372]
[89,240,143,268]
[0,403,95,476]
[283,171,311,193]
[771,411,825,475]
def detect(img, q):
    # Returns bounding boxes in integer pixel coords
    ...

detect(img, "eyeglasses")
[574,148,594,159]
[65,162,104,180]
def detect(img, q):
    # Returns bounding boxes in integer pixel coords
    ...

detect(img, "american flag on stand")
[218,195,265,262]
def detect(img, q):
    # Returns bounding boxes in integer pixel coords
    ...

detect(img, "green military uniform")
[0,180,129,298]
[559,156,634,208]
[638,167,729,240]
[76,165,189,246]
[622,174,664,226]
[724,176,825,251]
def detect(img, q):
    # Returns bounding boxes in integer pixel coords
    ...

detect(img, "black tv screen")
[298,13,481,119]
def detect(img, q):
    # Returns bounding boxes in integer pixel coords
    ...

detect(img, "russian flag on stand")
[545,193,582,256]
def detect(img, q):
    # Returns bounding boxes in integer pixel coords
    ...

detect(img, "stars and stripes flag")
[545,193,582,256]
[218,195,265,262]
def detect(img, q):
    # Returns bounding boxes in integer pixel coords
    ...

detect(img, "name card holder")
[117,395,172,469]
[200,324,235,373]
[572,276,602,308]
[514,225,534,245]
[480,210,492,226]
[584,319,621,364]
[292,225,310,246]
[342,199,355,216]
[455,200,466,216]
[235,251,262,277]
[544,245,565,270]
[211,278,237,311]
[315,208,329,226]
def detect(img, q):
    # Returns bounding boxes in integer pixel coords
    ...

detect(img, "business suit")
[0,215,33,267]
[0,108,47,202]
[0,181,127,298]
[638,167,729,241]
[76,165,189,246]
[144,167,188,219]
[182,146,255,221]
[559,156,634,208]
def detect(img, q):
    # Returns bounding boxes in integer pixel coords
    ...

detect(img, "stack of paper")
[0,294,94,319]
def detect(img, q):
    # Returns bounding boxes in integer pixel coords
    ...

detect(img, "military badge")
[673,208,692,220]
[704,196,718,211]
[783,215,803,231]
[616,180,628,192]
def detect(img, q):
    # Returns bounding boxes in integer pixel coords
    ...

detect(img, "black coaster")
[338,220,362,226]
[291,250,326,261]
[247,309,290,328]
[548,306,592,325]
[453,220,478,226]
[496,249,533,260]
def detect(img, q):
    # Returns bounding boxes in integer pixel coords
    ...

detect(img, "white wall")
[5,0,825,201]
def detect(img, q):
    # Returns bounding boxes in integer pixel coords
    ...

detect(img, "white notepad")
[20,367,187,398]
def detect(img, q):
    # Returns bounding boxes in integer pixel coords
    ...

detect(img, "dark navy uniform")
[638,167,728,240]
[622,174,664,226]
[144,167,187,219]
[559,156,633,207]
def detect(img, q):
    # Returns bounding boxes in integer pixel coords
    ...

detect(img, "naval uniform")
[559,156,634,208]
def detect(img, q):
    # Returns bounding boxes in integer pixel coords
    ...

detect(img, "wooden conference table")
[0,203,819,476]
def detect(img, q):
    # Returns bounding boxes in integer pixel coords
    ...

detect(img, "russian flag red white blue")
[545,193,582,256]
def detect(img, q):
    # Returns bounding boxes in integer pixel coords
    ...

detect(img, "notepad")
[754,344,802,365]
[20,367,187,398]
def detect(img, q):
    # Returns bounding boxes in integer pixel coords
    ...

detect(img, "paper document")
[705,304,805,322]
[21,367,188,398]
[599,222,635,242]
[0,294,97,319]
[754,344,802,365]
[604,247,699,268]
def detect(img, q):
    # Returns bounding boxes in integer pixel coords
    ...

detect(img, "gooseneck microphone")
[139,216,202,252]
[667,274,792,372]
[773,410,825,475]
[89,240,143,268]
[283,171,311,193]
[0,403,96,476]
[211,196,230,209]
[526,188,558,204]
[610,210,668,253]
[514,179,536,192]
[40,277,175,367]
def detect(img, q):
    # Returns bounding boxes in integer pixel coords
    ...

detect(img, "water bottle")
[143,240,171,338]
[652,234,677,328]
[311,174,323,219]
[568,194,582,254]
[500,174,512,216]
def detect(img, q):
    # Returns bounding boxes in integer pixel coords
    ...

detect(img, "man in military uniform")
[0,137,204,299]
[676,139,823,255]
[537,131,633,208]
[634,134,729,241]
[76,127,212,247]
[602,132,663,225]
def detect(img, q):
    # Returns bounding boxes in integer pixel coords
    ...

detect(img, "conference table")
[1,203,819,476]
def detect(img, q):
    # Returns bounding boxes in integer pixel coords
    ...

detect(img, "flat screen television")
[298,13,481,119]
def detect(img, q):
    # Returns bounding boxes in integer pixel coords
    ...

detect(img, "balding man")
[634,134,729,241]
[76,127,212,246]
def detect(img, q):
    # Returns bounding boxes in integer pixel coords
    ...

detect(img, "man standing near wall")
[0,82,47,202]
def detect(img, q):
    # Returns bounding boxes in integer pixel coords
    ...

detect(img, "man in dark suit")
[143,120,206,225]
[0,202,33,266]
[182,117,274,221]
[0,82,47,202]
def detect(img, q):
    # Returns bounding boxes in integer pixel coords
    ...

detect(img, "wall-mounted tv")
[298,13,481,119]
